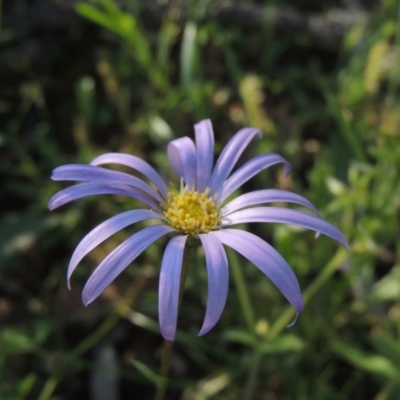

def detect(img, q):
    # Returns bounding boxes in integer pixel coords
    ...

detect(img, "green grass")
[1,0,400,399]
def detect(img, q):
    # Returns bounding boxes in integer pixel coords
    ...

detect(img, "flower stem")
[228,249,261,400]
[154,242,196,400]
[243,349,263,400]
[268,247,348,341]
[228,249,256,334]
[154,340,174,400]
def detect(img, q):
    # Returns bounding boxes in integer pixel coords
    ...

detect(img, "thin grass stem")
[268,247,348,341]
[228,249,264,400]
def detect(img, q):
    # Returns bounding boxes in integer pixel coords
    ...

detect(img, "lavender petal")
[48,183,162,212]
[220,153,291,202]
[167,137,197,189]
[91,153,168,199]
[212,229,304,312]
[222,207,349,249]
[207,127,262,195]
[158,235,188,341]
[198,234,229,336]
[195,119,215,192]
[68,210,165,287]
[221,189,320,217]
[51,164,163,203]
[82,225,175,305]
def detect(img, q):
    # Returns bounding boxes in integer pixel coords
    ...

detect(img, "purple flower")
[49,119,348,340]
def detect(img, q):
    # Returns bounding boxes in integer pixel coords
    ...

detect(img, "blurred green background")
[1,0,400,399]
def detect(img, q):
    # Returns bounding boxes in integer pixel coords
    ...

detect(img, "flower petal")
[195,119,215,192]
[90,153,168,199]
[51,164,163,203]
[222,207,349,249]
[221,189,320,217]
[198,234,229,336]
[68,210,165,287]
[212,229,304,312]
[167,137,197,188]
[82,224,175,306]
[220,153,291,202]
[48,183,162,212]
[207,127,262,195]
[158,235,188,341]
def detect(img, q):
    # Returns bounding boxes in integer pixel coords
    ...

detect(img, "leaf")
[367,267,400,303]
[222,329,256,346]
[180,21,197,94]
[0,321,52,355]
[332,339,398,379]
[260,334,305,354]
[76,3,121,35]
[0,213,62,271]
[369,334,400,361]
[131,359,166,386]
[18,374,37,397]
[0,329,37,354]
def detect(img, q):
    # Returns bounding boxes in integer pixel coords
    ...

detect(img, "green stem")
[228,249,262,400]
[228,249,256,334]
[268,247,348,341]
[37,378,58,400]
[320,80,367,162]
[243,350,263,400]
[387,0,400,105]
[154,340,174,400]
[154,243,196,400]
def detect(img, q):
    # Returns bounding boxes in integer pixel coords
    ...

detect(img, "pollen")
[164,184,220,235]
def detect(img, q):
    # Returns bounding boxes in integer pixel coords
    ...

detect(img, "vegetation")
[1,0,399,399]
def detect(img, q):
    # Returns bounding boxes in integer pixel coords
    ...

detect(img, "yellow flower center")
[164,185,220,235]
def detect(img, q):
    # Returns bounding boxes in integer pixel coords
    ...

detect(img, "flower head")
[49,119,348,340]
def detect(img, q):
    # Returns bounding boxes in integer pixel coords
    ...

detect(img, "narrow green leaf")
[131,359,166,386]
[260,334,305,354]
[180,21,197,94]
[76,3,121,35]
[223,329,257,346]
[332,340,398,379]
[369,334,400,361]
[1,329,37,354]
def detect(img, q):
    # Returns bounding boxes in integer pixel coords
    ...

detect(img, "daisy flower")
[49,119,348,340]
